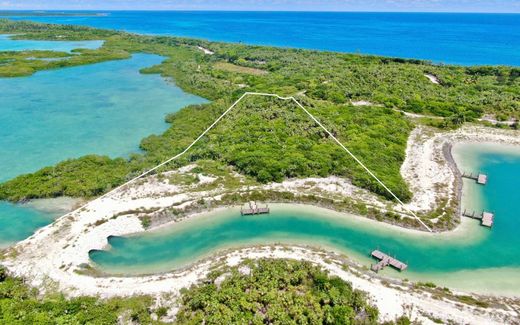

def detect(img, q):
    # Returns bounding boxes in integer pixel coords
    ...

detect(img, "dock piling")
[241,201,270,215]
[370,250,407,272]
[462,209,494,227]
[462,172,488,185]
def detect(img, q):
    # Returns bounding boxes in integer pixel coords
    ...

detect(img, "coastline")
[0,197,84,249]
[400,124,520,225]
[90,202,485,277]
[1,18,519,323]
[23,196,84,215]
[453,140,520,212]
[1,124,519,324]
[443,142,463,217]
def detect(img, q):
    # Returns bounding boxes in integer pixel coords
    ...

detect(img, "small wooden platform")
[481,212,494,227]
[462,172,487,185]
[370,250,407,272]
[462,209,494,228]
[477,174,488,185]
[241,201,270,215]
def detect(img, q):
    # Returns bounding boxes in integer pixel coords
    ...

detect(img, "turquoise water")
[0,202,56,246]
[4,12,520,66]
[458,144,520,252]
[0,34,103,52]
[90,145,520,292]
[0,49,206,246]
[0,53,205,182]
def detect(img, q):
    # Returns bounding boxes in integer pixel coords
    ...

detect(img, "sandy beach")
[2,124,520,323]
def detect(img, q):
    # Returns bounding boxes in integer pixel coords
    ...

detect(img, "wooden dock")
[481,212,494,227]
[370,250,407,273]
[240,201,270,215]
[461,172,487,185]
[462,209,494,227]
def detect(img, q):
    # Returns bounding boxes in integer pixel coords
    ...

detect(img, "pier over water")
[462,172,488,185]
[370,250,408,272]
[462,210,495,228]
[241,201,270,215]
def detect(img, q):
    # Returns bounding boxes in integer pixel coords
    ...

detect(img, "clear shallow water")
[90,145,520,293]
[0,53,206,182]
[0,51,206,246]
[3,11,520,66]
[0,34,103,52]
[0,202,56,247]
[456,144,520,249]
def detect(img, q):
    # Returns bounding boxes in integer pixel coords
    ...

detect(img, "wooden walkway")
[370,250,407,272]
[241,201,270,215]
[462,172,487,185]
[462,209,494,227]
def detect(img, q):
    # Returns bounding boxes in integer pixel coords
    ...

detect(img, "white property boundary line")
[62,91,432,232]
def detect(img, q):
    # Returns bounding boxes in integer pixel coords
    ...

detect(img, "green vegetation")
[0,267,161,324]
[139,215,152,229]
[214,61,268,75]
[150,97,412,200]
[455,295,489,308]
[0,155,132,201]
[0,19,518,210]
[0,20,505,324]
[0,47,129,77]
[176,258,380,324]
[0,22,128,77]
[0,259,418,324]
[168,173,200,186]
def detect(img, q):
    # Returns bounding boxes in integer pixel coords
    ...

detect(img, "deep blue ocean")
[3,11,520,66]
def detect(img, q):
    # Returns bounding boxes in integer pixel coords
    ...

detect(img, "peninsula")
[0,19,519,324]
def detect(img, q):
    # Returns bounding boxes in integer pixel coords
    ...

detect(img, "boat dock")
[240,201,270,215]
[461,172,487,185]
[370,250,407,272]
[462,209,494,227]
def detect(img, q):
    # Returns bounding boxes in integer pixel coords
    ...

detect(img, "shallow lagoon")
[0,52,206,246]
[0,34,103,52]
[0,53,206,181]
[91,144,520,295]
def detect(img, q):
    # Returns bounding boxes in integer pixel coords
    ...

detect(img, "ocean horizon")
[3,11,520,66]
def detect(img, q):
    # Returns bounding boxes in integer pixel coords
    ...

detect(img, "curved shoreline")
[443,142,463,217]
[88,202,486,278]
[1,124,519,325]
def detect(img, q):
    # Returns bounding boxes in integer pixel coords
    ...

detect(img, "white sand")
[3,124,520,323]
[226,246,517,324]
[401,125,520,215]
[478,114,517,126]
[424,73,440,84]
[24,197,83,215]
[350,100,374,106]
[394,109,444,120]
[196,46,214,55]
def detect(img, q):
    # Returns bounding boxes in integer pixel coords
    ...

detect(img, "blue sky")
[0,0,519,13]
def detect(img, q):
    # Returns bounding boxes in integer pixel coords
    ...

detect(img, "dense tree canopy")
[176,259,380,324]
[0,267,159,324]
[0,19,517,203]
